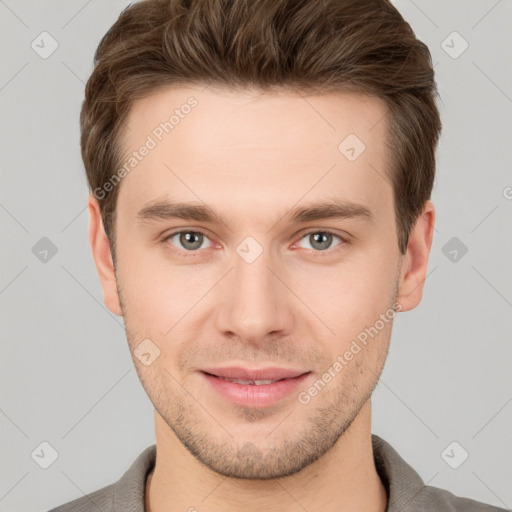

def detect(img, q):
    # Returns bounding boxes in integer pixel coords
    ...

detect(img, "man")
[49,0,506,510]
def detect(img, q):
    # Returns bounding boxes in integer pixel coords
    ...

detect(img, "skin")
[88,85,435,512]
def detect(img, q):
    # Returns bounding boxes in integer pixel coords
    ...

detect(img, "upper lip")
[201,366,309,381]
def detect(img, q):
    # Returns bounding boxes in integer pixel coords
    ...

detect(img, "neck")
[145,401,387,512]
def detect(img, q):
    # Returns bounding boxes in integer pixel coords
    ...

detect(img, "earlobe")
[396,200,436,312]
[88,195,123,317]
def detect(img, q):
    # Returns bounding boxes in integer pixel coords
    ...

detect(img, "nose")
[215,245,294,346]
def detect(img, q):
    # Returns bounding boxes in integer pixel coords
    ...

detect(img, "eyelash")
[162,229,347,258]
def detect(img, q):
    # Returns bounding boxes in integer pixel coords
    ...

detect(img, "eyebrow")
[136,198,374,227]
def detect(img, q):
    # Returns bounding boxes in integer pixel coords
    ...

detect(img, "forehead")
[117,85,392,225]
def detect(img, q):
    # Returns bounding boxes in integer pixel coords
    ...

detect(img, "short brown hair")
[81,0,441,259]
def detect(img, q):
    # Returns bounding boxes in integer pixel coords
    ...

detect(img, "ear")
[88,195,123,316]
[396,200,436,312]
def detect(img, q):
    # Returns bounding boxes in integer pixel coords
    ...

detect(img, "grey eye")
[168,231,211,251]
[297,232,342,251]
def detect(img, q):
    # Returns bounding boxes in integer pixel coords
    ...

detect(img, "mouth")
[199,367,312,408]
[202,373,290,386]
[200,365,309,381]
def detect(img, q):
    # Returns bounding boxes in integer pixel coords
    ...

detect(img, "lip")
[201,366,307,381]
[199,367,312,408]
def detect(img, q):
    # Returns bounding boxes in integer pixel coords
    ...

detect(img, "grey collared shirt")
[48,434,508,511]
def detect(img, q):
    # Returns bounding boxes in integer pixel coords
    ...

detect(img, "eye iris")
[310,232,332,251]
[180,232,203,250]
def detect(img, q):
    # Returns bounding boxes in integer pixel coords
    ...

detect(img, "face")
[96,85,413,479]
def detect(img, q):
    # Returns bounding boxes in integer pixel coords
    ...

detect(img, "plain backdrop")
[1,1,511,511]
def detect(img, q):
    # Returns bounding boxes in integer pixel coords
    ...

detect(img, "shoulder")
[47,483,114,511]
[47,444,156,512]
[371,434,508,512]
[413,484,508,511]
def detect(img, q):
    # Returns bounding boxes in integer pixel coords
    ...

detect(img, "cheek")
[115,241,174,329]
[116,242,219,337]
[292,248,398,335]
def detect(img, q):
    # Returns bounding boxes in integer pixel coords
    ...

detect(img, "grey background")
[1,0,511,510]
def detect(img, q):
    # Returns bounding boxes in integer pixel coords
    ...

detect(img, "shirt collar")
[372,434,426,511]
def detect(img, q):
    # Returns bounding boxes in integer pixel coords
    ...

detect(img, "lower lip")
[200,371,312,408]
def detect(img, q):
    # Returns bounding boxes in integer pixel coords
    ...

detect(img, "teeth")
[221,377,276,385]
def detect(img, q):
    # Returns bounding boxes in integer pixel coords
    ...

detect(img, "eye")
[296,231,344,252]
[162,229,346,257]
[165,230,214,252]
